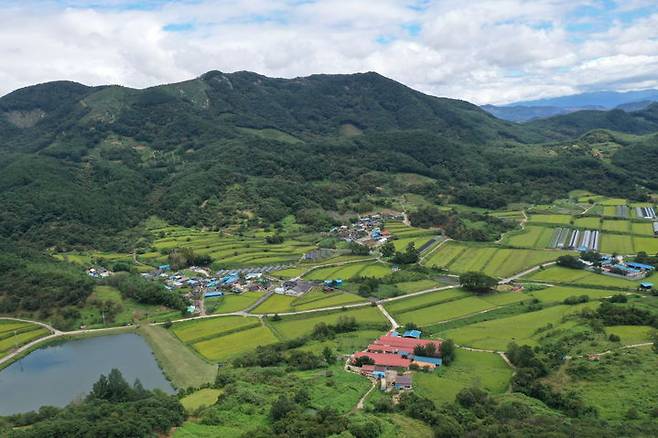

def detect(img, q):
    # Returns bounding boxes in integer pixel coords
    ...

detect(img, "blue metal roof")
[204,291,224,298]
[640,282,654,288]
[412,355,442,366]
[403,330,421,339]
[626,262,655,271]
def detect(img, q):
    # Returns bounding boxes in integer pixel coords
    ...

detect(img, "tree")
[322,346,336,364]
[349,242,370,256]
[459,271,498,293]
[392,242,419,265]
[270,395,297,421]
[380,241,395,258]
[556,255,585,269]
[353,356,375,367]
[440,339,455,365]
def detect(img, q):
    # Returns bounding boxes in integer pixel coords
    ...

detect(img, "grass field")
[414,350,512,405]
[304,261,392,281]
[292,289,366,311]
[392,235,434,251]
[599,198,627,206]
[605,325,654,345]
[270,266,307,279]
[138,325,217,388]
[180,388,221,413]
[269,307,387,340]
[192,325,279,362]
[599,233,634,254]
[172,316,260,343]
[552,348,657,421]
[424,242,560,278]
[0,321,49,358]
[527,214,572,225]
[437,302,598,351]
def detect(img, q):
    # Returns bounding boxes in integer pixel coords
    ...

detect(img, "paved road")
[377,304,399,330]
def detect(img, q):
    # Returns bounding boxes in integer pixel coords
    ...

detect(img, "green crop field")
[384,288,469,314]
[527,214,572,225]
[192,325,279,362]
[394,279,444,294]
[599,198,627,206]
[502,226,554,248]
[207,292,263,313]
[269,307,386,340]
[304,261,391,281]
[423,242,560,278]
[599,233,634,254]
[251,294,297,313]
[601,220,631,233]
[0,322,49,357]
[172,316,260,344]
[573,217,601,229]
[270,266,307,279]
[437,302,598,351]
[633,236,658,253]
[527,286,616,303]
[414,350,512,405]
[291,290,366,311]
[393,295,497,327]
[392,235,434,251]
[631,222,654,236]
[525,266,646,289]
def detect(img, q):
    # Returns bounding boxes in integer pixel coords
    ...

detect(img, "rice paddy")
[527,214,572,225]
[0,321,50,358]
[423,242,561,278]
[524,266,648,289]
[501,226,554,248]
[304,261,392,281]
[599,233,634,254]
[192,325,279,362]
[268,307,387,340]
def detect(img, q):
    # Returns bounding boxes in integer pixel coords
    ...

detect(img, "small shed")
[403,330,422,339]
[204,291,224,298]
[394,375,412,390]
[640,282,654,290]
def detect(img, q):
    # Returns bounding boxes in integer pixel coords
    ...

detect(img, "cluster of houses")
[349,330,444,392]
[274,279,314,297]
[330,213,403,246]
[581,255,655,283]
[86,267,112,278]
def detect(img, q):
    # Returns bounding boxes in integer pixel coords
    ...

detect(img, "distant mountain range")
[482,89,658,122]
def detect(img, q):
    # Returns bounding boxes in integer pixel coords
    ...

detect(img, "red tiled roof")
[353,352,411,368]
[367,344,399,353]
[374,335,441,351]
[360,365,375,373]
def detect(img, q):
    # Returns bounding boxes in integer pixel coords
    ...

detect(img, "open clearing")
[414,350,512,405]
[437,302,598,351]
[180,388,222,413]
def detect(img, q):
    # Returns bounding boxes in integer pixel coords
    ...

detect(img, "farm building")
[636,206,656,219]
[352,333,442,371]
[204,291,224,298]
[598,256,655,280]
[653,222,658,236]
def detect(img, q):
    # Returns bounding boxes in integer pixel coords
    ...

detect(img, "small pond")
[0,332,173,415]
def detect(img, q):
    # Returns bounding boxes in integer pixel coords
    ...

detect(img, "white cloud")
[0,0,657,104]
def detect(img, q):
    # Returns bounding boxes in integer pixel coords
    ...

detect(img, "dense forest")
[1,71,656,251]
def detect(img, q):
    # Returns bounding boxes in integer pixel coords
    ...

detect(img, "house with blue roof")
[402,330,421,339]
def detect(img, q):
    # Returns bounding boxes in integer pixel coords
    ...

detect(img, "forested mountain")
[0,71,657,252]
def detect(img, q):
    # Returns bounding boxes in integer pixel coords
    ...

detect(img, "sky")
[1,0,658,104]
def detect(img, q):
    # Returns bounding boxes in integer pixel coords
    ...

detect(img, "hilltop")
[0,71,657,250]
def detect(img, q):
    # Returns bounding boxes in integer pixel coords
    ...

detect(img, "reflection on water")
[0,333,173,415]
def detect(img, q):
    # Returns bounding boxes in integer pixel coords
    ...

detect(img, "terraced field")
[633,236,658,253]
[0,321,50,358]
[631,222,654,236]
[208,292,263,313]
[601,220,631,233]
[527,214,572,225]
[599,234,634,254]
[192,325,279,362]
[573,217,601,229]
[304,261,392,281]
[172,316,260,344]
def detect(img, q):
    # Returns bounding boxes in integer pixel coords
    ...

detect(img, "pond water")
[0,333,174,415]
